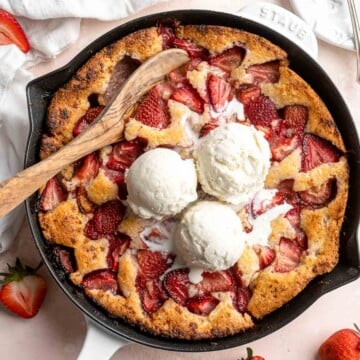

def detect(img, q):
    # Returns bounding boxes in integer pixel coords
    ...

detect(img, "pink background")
[0,1,359,359]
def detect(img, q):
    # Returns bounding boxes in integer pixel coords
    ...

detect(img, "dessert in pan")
[37,22,348,339]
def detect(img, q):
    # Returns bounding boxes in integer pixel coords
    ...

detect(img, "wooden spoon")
[0,48,189,218]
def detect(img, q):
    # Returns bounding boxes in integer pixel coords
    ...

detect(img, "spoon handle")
[347,0,360,84]
[0,49,189,218]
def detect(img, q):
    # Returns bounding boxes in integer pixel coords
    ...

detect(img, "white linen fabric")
[0,0,163,252]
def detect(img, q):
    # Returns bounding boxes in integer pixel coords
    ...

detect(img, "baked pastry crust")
[38,24,348,339]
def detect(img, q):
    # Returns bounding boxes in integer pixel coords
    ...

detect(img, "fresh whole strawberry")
[0,258,47,318]
[241,347,265,360]
[319,324,360,360]
[0,9,30,53]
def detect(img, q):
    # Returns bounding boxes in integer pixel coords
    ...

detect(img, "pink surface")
[1,1,359,359]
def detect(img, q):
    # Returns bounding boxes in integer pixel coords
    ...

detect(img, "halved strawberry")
[274,238,302,273]
[137,250,174,279]
[76,153,99,182]
[106,234,131,272]
[0,10,30,53]
[207,74,231,112]
[246,61,280,84]
[173,37,209,59]
[84,200,125,240]
[39,177,67,211]
[299,179,336,207]
[170,85,204,113]
[254,246,276,269]
[302,134,340,172]
[282,104,308,133]
[163,268,190,305]
[269,132,301,162]
[236,84,261,104]
[0,258,46,318]
[135,87,170,129]
[233,286,252,314]
[199,119,219,138]
[186,295,219,316]
[53,247,76,273]
[82,270,118,293]
[197,270,235,294]
[244,95,279,127]
[106,138,145,172]
[73,106,104,137]
[251,191,284,217]
[209,46,245,72]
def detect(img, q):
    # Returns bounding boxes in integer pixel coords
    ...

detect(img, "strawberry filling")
[76,153,99,182]
[73,106,104,137]
[186,295,219,316]
[246,61,280,84]
[39,177,67,212]
[209,46,245,73]
[137,249,174,279]
[163,269,190,306]
[254,245,276,269]
[207,74,232,112]
[106,234,131,272]
[274,238,302,273]
[173,37,209,59]
[170,85,204,114]
[53,246,77,273]
[199,119,219,138]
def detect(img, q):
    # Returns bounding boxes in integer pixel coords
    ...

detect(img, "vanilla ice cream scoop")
[194,123,271,205]
[126,148,198,220]
[175,201,245,271]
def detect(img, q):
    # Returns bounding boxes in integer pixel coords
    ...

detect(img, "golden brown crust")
[38,24,348,339]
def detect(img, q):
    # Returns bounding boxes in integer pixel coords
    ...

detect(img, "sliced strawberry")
[295,229,308,250]
[102,168,125,185]
[197,270,235,294]
[274,238,302,273]
[168,58,202,84]
[154,82,176,100]
[53,247,76,273]
[76,186,94,214]
[76,153,99,182]
[209,46,245,72]
[106,139,145,172]
[186,295,219,316]
[137,250,174,279]
[299,179,336,207]
[73,106,104,137]
[135,87,170,129]
[233,286,251,314]
[282,105,308,133]
[207,74,231,112]
[269,132,301,162]
[82,270,118,293]
[173,37,209,59]
[277,179,300,206]
[285,207,300,228]
[0,258,46,319]
[170,85,204,113]
[106,234,131,272]
[163,268,190,305]
[157,24,176,49]
[244,95,279,127]
[302,134,340,172]
[236,84,261,105]
[39,177,67,212]
[84,200,125,240]
[138,278,168,314]
[199,119,219,138]
[0,10,30,53]
[251,191,284,217]
[254,246,276,269]
[246,61,280,84]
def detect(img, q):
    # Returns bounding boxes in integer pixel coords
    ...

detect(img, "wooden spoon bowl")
[0,48,189,218]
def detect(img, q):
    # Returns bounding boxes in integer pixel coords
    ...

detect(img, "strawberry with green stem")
[241,347,265,360]
[0,258,47,318]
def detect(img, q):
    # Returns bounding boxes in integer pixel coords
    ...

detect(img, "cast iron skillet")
[25,10,360,352]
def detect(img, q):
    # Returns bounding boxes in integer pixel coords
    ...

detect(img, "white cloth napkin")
[0,0,163,253]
